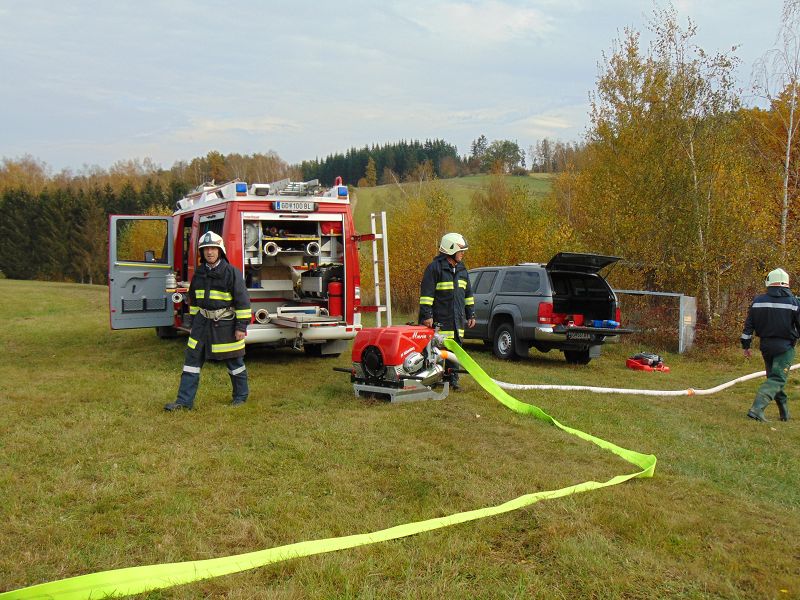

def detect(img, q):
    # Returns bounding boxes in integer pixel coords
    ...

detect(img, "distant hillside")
[350,173,554,232]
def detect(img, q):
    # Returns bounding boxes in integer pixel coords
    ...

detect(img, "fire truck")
[108,177,370,356]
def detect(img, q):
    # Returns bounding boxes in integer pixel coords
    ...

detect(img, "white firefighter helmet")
[439,232,469,255]
[198,231,226,257]
[765,267,790,287]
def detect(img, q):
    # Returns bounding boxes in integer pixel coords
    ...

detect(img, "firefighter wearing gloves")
[419,232,476,390]
[164,231,251,411]
[740,267,800,422]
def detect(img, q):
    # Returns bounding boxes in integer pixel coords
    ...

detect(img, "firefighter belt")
[198,307,235,321]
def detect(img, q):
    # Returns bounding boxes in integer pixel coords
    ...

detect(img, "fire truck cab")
[108,178,363,356]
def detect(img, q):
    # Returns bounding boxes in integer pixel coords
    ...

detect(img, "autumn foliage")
[548,10,793,331]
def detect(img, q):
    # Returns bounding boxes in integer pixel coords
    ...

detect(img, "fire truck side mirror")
[144,250,156,262]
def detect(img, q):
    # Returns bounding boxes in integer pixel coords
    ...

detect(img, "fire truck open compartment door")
[109,215,174,330]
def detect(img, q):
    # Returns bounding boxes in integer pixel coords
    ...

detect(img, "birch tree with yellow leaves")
[553,7,766,324]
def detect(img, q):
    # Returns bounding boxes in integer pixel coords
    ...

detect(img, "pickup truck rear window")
[499,270,540,293]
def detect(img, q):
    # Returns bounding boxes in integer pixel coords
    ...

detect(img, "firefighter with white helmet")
[418,233,476,390]
[164,231,252,411]
[740,267,800,422]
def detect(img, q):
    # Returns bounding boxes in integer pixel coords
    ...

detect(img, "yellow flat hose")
[1,340,655,600]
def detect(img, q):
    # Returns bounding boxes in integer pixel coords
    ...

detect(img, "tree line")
[0,182,181,284]
[0,152,299,283]
[300,139,461,185]
[0,137,539,284]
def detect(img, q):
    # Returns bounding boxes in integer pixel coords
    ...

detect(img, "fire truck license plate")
[275,200,315,212]
[566,331,593,340]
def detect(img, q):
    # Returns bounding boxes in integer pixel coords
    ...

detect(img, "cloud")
[511,103,590,139]
[169,116,301,144]
[402,0,555,45]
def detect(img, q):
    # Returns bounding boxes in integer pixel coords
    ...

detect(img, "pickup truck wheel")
[493,324,517,360]
[564,349,591,365]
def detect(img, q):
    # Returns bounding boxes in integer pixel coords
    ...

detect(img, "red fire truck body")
[109,178,363,356]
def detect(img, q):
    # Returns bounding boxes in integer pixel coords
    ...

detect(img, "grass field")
[350,174,554,232]
[1,279,799,599]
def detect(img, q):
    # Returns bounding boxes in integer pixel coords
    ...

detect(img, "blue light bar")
[236,182,248,194]
[337,186,348,197]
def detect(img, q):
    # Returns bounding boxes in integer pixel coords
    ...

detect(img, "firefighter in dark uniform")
[165,231,252,411]
[740,267,800,422]
[419,233,476,390]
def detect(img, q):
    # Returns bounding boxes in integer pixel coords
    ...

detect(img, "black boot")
[450,371,461,391]
[164,402,192,412]
[776,399,790,421]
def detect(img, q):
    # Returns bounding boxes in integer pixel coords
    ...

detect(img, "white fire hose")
[492,364,800,396]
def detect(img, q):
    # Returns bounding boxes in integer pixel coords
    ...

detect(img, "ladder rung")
[357,305,387,313]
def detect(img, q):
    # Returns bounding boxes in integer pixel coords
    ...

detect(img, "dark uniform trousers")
[753,347,793,418]
[175,341,249,408]
[172,257,251,409]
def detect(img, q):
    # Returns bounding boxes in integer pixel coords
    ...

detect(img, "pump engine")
[344,325,460,402]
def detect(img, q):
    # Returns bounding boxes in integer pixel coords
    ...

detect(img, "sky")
[0,0,786,174]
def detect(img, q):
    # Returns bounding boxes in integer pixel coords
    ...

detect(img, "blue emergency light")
[236,182,248,194]
[337,186,348,198]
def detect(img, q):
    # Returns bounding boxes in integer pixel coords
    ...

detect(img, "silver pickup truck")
[465,253,633,364]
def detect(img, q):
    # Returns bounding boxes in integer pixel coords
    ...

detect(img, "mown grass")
[1,279,799,599]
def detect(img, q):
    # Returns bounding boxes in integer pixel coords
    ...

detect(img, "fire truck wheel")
[155,326,178,339]
[304,344,323,357]
[303,344,341,358]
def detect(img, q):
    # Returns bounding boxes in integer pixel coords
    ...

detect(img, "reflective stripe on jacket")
[418,253,475,339]
[187,258,251,359]
[741,286,800,355]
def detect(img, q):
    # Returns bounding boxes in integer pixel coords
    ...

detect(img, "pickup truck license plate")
[566,331,593,340]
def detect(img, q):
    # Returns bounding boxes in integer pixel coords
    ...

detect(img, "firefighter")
[419,232,476,390]
[740,267,800,422]
[164,231,252,411]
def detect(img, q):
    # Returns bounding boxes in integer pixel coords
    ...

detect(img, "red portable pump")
[626,352,670,372]
[340,325,460,402]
